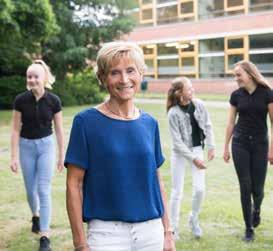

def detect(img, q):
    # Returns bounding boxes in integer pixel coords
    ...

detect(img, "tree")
[43,0,136,80]
[0,0,58,76]
[0,0,58,108]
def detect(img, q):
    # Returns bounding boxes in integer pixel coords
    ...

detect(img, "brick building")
[124,0,273,94]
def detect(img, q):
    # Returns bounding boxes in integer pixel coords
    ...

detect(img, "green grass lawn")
[1,103,273,251]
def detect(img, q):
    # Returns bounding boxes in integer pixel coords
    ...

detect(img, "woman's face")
[104,56,142,102]
[181,80,194,102]
[234,65,252,87]
[26,64,46,92]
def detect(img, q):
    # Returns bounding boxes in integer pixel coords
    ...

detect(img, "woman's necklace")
[105,101,137,120]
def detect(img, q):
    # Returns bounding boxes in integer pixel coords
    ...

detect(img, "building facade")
[125,0,273,93]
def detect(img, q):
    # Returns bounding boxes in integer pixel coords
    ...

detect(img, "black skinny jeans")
[232,134,268,230]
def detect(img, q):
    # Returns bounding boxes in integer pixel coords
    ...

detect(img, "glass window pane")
[145,59,155,72]
[228,54,244,69]
[158,59,179,75]
[199,56,225,78]
[157,5,178,24]
[227,0,244,7]
[142,46,155,55]
[250,34,273,49]
[181,57,195,72]
[199,0,224,19]
[250,53,273,76]
[158,43,178,55]
[157,0,176,3]
[142,9,153,20]
[142,0,153,4]
[228,38,244,49]
[180,2,194,14]
[199,38,224,53]
[179,42,195,52]
[250,0,273,12]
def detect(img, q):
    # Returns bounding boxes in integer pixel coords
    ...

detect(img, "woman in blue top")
[65,41,175,251]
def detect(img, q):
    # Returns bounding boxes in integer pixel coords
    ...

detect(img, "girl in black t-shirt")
[10,60,64,251]
[223,60,273,242]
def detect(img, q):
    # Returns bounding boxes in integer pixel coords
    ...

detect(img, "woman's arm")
[157,170,176,251]
[223,105,237,163]
[54,111,65,172]
[168,112,205,169]
[10,110,21,173]
[267,103,273,164]
[66,164,90,251]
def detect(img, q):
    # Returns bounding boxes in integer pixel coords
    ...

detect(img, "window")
[178,40,198,77]
[178,0,197,21]
[199,38,224,53]
[199,0,225,19]
[249,0,273,12]
[225,36,249,73]
[142,44,157,78]
[250,54,273,76]
[157,5,178,24]
[142,9,153,20]
[249,33,273,77]
[249,34,273,49]
[158,59,179,76]
[158,43,178,55]
[199,56,225,78]
[227,54,244,69]
[224,0,247,14]
[199,38,225,78]
[227,0,244,8]
[139,0,155,24]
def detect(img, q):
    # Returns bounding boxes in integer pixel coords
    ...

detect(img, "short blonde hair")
[27,59,55,90]
[95,41,146,86]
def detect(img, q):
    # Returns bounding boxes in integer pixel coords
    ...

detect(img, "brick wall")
[147,79,237,94]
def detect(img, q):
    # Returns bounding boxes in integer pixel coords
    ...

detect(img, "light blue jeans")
[19,135,55,232]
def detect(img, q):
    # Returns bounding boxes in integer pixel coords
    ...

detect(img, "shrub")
[0,75,26,109]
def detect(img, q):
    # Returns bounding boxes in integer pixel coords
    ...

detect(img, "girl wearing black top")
[10,60,64,251]
[223,60,273,242]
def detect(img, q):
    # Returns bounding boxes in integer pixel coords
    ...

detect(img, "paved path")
[134,98,229,108]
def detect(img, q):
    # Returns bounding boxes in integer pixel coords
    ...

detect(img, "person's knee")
[193,187,205,200]
[170,188,183,201]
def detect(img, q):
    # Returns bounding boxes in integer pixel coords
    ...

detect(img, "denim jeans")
[87,218,164,251]
[232,134,268,230]
[169,146,205,233]
[19,135,55,232]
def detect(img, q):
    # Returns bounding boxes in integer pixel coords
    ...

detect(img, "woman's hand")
[268,148,273,164]
[223,149,230,163]
[10,158,19,173]
[208,149,215,161]
[57,158,65,172]
[193,158,206,169]
[164,232,176,251]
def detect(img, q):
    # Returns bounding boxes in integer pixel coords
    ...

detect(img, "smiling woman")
[65,41,176,251]
[10,59,65,251]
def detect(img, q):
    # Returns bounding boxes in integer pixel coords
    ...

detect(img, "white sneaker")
[188,214,203,238]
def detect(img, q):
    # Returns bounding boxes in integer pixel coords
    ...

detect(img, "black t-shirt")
[180,102,202,147]
[13,90,62,139]
[230,85,273,136]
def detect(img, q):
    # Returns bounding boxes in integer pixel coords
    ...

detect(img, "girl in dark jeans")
[223,60,273,242]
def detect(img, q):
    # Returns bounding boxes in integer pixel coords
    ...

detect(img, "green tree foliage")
[0,0,58,76]
[0,0,135,108]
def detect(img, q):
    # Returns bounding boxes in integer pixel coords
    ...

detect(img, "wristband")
[74,244,89,251]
